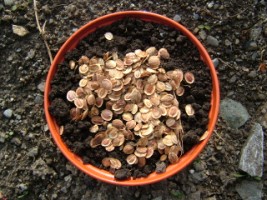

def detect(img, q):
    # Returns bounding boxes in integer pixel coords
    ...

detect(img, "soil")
[48,18,212,180]
[0,0,266,199]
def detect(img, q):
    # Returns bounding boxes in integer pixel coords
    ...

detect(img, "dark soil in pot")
[48,18,212,180]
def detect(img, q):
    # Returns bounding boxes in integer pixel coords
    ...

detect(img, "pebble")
[193,13,199,20]
[246,41,258,50]
[12,25,29,37]
[173,14,182,22]
[250,26,262,41]
[212,58,219,67]
[17,183,28,193]
[206,35,219,47]
[34,94,43,104]
[3,109,13,118]
[236,180,263,200]
[199,30,207,40]
[220,98,250,129]
[193,161,207,171]
[239,123,264,177]
[4,0,14,6]
[11,137,22,146]
[248,70,257,78]
[27,147,39,157]
[37,81,45,92]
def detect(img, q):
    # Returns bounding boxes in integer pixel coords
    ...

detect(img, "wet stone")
[236,180,263,200]
[220,98,250,129]
[239,123,264,177]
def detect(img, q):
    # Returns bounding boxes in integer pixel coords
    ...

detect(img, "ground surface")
[0,0,266,199]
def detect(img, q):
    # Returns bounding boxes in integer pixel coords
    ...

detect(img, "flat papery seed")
[170,133,178,144]
[123,76,132,86]
[165,82,173,91]
[112,119,125,129]
[105,59,116,69]
[141,124,154,136]
[101,79,113,90]
[134,70,141,79]
[141,111,152,123]
[159,105,167,116]
[134,123,142,132]
[90,132,105,148]
[109,158,122,169]
[112,134,125,147]
[122,129,135,140]
[150,93,160,106]
[124,103,133,112]
[70,108,81,120]
[124,57,133,66]
[163,135,174,146]
[156,81,166,92]
[137,157,146,167]
[166,118,176,128]
[69,60,76,70]
[79,78,88,88]
[148,56,160,69]
[102,157,111,167]
[89,124,99,133]
[168,152,179,164]
[146,146,154,158]
[86,94,96,106]
[184,71,195,84]
[131,104,138,114]
[108,93,121,101]
[123,144,135,154]
[122,113,133,122]
[59,125,64,135]
[114,108,124,115]
[114,70,124,79]
[143,99,152,108]
[135,79,144,90]
[107,128,118,139]
[101,138,112,147]
[139,106,150,114]
[74,98,86,109]
[89,81,100,90]
[130,88,142,103]
[66,90,77,102]
[126,154,138,165]
[78,56,90,65]
[158,48,170,59]
[146,47,157,56]
[157,139,166,150]
[76,87,86,97]
[176,86,185,96]
[160,154,167,162]
[161,94,174,102]
[134,147,147,157]
[147,74,158,84]
[185,104,195,116]
[137,137,148,147]
[105,145,115,152]
[95,97,104,108]
[144,84,156,95]
[135,49,148,58]
[115,59,124,70]
[90,106,99,116]
[168,106,180,118]
[91,116,104,125]
[123,66,132,75]
[97,88,108,99]
[79,64,89,75]
[104,32,113,40]
[151,107,162,119]
[101,109,113,121]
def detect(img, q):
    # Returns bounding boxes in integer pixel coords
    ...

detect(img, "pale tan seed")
[79,78,88,88]
[148,56,160,69]
[123,76,132,85]
[90,106,99,116]
[79,64,89,75]
[131,104,138,114]
[134,70,141,79]
[95,97,104,108]
[74,98,86,109]
[140,107,150,114]
[166,118,176,128]
[66,90,77,102]
[126,154,138,165]
[107,128,118,139]
[165,82,173,91]
[160,154,167,162]
[156,81,166,92]
[184,71,195,84]
[116,59,125,70]
[147,74,158,84]
[151,107,162,119]
[105,145,115,152]
[101,138,112,147]
[122,112,133,121]
[105,60,116,69]
[146,67,157,73]
[150,93,160,106]
[104,32,113,40]
[176,86,185,96]
[112,119,124,129]
[113,134,125,147]
[134,147,147,157]
[134,123,142,132]
[157,139,166,150]
[199,130,209,141]
[86,94,96,105]
[69,60,76,70]
[141,111,152,123]
[91,116,104,125]
[135,49,148,58]
[123,144,135,155]
[123,66,132,75]
[168,152,179,164]
[144,84,156,95]
[159,105,167,116]
[101,109,113,121]
[134,112,142,124]
[90,124,99,133]
[146,146,154,158]
[97,88,108,99]
[170,133,178,144]
[141,124,154,136]
[168,106,180,118]
[109,158,122,169]
[143,99,152,108]
[146,47,157,56]
[162,135,173,146]
[185,104,195,116]
[101,79,113,90]
[158,48,170,59]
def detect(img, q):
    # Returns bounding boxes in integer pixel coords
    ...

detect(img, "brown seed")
[148,56,160,69]
[161,94,174,102]
[150,93,160,106]
[130,88,142,103]
[168,152,179,164]
[109,158,122,169]
[168,106,180,118]
[160,154,167,162]
[138,157,146,167]
[78,56,90,65]
[144,84,156,95]
[89,124,99,133]
[66,90,77,102]
[97,88,108,99]
[159,105,167,116]
[123,76,132,85]
[146,47,157,56]
[101,109,113,121]
[79,78,88,88]
[176,86,185,96]
[185,104,195,116]
[102,157,111,167]
[112,134,125,147]
[112,80,123,91]
[86,94,95,106]
[158,48,170,59]
[123,144,135,154]
[79,64,89,75]
[151,107,162,119]
[104,32,114,40]
[74,98,86,109]
[162,135,173,146]
[147,74,158,84]
[122,129,135,140]
[90,132,105,148]
[112,119,124,129]
[146,146,154,158]
[143,99,152,108]
[95,97,104,108]
[122,112,133,121]
[90,106,99,116]
[116,59,124,70]
[76,87,86,97]
[105,145,115,152]
[91,116,104,125]
[184,71,195,84]
[101,137,112,147]
[126,154,138,165]
[107,128,118,139]
[101,79,113,90]
[134,147,147,157]
[166,118,176,128]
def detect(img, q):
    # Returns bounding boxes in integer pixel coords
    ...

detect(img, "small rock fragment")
[114,169,131,180]
[173,14,182,22]
[3,109,13,118]
[236,180,263,200]
[206,35,219,47]
[12,25,29,37]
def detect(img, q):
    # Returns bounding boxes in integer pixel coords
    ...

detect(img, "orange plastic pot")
[44,11,220,186]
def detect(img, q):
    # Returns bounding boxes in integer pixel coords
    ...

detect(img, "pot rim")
[44,10,220,186]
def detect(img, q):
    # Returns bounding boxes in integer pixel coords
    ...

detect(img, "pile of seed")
[66,47,195,174]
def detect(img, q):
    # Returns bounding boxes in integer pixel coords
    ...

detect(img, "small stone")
[34,94,43,104]
[246,41,258,50]
[239,123,264,177]
[224,39,232,46]
[248,70,257,78]
[11,137,21,146]
[236,180,263,200]
[28,147,39,157]
[3,109,13,118]
[212,58,219,67]
[12,25,29,37]
[4,0,14,6]
[207,1,214,8]
[37,81,45,92]
[193,13,199,20]
[206,35,219,47]
[220,98,250,129]
[17,183,28,193]
[199,30,207,40]
[155,161,166,173]
[250,26,262,41]
[114,169,131,180]
[173,14,182,22]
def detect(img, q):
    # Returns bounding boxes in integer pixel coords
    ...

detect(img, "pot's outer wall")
[44,11,220,186]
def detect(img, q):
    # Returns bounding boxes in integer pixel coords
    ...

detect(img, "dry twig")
[33,0,53,64]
